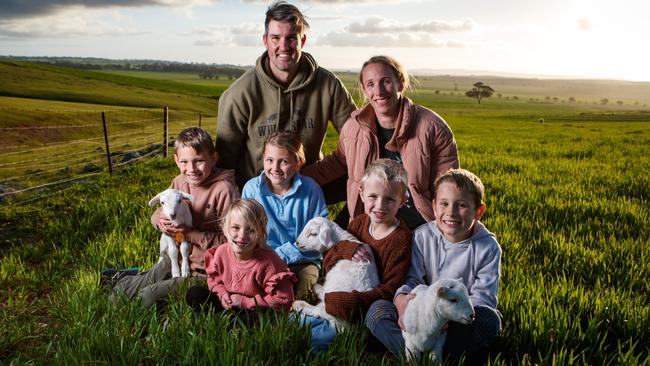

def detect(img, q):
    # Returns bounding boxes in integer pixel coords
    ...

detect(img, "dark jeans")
[365,299,502,364]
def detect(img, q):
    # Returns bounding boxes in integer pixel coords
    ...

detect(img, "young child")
[299,159,412,351]
[365,168,502,363]
[185,199,296,319]
[241,131,328,299]
[107,127,240,308]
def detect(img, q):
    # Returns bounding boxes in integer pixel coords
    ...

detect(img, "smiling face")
[433,181,486,243]
[360,175,405,229]
[263,143,302,195]
[226,208,258,261]
[361,62,403,120]
[263,19,306,84]
[174,145,216,187]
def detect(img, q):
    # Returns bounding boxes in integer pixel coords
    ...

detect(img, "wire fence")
[0,107,214,206]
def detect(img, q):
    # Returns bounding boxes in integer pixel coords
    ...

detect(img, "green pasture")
[0,61,219,113]
[0,61,649,364]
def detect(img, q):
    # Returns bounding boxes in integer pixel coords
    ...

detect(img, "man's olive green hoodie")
[216,51,356,188]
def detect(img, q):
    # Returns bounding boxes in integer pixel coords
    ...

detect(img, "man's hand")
[394,292,416,330]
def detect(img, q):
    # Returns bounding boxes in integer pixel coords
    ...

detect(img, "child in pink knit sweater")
[186,199,296,321]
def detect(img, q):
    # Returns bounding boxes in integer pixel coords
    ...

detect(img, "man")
[215,0,356,189]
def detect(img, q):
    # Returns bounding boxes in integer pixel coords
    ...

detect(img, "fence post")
[163,106,169,158]
[198,113,202,128]
[101,111,113,175]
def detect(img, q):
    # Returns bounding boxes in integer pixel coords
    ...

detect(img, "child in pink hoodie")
[186,199,297,322]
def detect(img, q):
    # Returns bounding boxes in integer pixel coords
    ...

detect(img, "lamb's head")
[148,189,193,221]
[431,278,475,325]
[295,217,337,254]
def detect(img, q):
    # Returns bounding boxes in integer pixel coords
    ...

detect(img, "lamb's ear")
[148,194,161,207]
[437,286,450,299]
[318,221,332,246]
[180,192,194,202]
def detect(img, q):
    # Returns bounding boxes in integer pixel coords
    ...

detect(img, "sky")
[1,0,649,82]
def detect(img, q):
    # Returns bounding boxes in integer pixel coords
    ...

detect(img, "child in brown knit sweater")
[298,159,411,351]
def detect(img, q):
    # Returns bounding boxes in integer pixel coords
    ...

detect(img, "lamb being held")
[148,188,193,278]
[402,278,475,362]
[291,217,380,329]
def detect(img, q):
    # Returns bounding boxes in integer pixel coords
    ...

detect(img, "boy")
[365,168,502,363]
[107,127,240,308]
[299,159,412,351]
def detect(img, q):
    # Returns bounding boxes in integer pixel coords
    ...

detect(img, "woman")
[302,55,459,230]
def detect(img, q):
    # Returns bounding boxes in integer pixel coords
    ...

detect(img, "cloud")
[347,16,476,34]
[0,0,214,20]
[0,8,144,38]
[192,23,263,48]
[312,15,474,48]
[317,31,465,48]
[577,18,592,31]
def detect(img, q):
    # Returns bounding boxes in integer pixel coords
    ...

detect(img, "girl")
[186,199,296,319]
[242,131,328,299]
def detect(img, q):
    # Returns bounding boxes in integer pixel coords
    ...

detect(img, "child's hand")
[351,244,373,263]
[229,294,243,308]
[394,293,416,330]
[220,293,233,309]
[156,216,175,235]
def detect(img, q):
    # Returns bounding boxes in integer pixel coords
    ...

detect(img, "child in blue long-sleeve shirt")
[242,131,327,299]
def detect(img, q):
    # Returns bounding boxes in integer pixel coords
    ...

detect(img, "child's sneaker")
[100,267,139,287]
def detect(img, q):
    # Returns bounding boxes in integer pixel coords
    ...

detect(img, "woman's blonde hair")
[222,199,268,249]
[358,55,411,103]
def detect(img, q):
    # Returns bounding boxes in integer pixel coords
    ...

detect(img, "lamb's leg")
[166,237,181,278]
[312,283,325,301]
[158,236,167,263]
[403,332,419,362]
[292,300,324,318]
[429,332,447,362]
[180,241,190,277]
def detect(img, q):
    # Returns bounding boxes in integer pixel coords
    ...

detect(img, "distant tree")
[435,90,440,94]
[497,93,502,99]
[569,97,576,103]
[616,101,623,106]
[465,82,495,104]
[600,98,609,105]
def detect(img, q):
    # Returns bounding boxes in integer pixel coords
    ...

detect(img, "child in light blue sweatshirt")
[242,131,327,299]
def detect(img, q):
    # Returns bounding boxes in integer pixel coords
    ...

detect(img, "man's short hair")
[265,1,309,35]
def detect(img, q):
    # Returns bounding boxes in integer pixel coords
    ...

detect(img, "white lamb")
[291,217,380,329]
[402,278,475,362]
[148,188,193,278]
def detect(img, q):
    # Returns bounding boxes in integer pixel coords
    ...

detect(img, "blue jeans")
[296,313,338,353]
[365,299,502,362]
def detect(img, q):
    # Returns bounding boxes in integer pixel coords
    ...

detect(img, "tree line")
[0,56,247,79]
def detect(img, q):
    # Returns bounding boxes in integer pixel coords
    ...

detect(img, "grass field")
[0,61,649,365]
